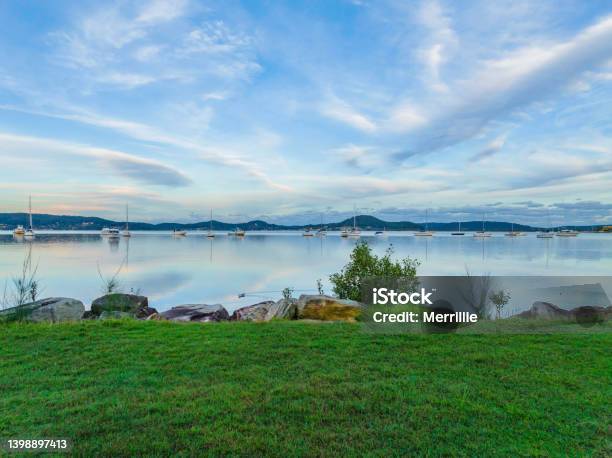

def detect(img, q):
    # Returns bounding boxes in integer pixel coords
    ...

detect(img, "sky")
[1,0,612,226]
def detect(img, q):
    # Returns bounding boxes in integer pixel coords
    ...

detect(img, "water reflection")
[1,231,611,312]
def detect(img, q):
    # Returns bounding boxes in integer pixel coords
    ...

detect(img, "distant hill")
[0,213,602,232]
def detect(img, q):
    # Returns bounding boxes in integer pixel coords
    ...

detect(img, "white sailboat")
[121,204,131,237]
[316,214,327,236]
[505,222,522,237]
[172,228,187,236]
[207,209,215,238]
[302,227,314,237]
[537,211,554,238]
[348,206,361,237]
[24,195,35,238]
[414,208,433,236]
[473,214,491,237]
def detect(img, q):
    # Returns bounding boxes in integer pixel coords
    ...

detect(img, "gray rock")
[296,294,363,321]
[231,301,275,321]
[265,298,297,320]
[0,297,84,323]
[160,304,230,322]
[516,301,573,320]
[516,302,611,322]
[99,310,133,320]
[90,293,155,318]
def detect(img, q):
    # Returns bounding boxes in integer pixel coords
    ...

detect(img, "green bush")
[330,241,419,301]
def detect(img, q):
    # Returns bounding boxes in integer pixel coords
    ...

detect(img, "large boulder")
[516,302,611,323]
[90,293,156,319]
[0,297,84,323]
[231,301,275,321]
[265,298,297,320]
[296,295,363,322]
[516,302,573,320]
[160,304,229,322]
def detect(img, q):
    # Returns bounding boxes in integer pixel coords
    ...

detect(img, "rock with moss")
[90,293,156,319]
[0,297,84,323]
[160,304,229,322]
[231,301,275,321]
[265,298,297,320]
[296,295,363,322]
[99,310,134,320]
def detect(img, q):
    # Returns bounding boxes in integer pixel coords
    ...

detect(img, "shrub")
[330,241,419,301]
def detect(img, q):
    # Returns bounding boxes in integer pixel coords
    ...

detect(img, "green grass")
[1,320,610,457]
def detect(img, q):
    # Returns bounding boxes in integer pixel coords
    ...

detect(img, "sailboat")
[316,214,327,236]
[302,227,314,237]
[207,209,215,238]
[375,226,386,236]
[414,208,433,236]
[172,228,187,236]
[537,210,554,238]
[24,196,35,238]
[473,214,491,237]
[348,206,361,237]
[451,221,464,236]
[505,222,522,237]
[122,204,131,237]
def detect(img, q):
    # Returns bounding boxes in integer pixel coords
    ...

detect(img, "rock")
[145,312,164,321]
[160,304,230,322]
[0,297,84,323]
[516,301,573,320]
[296,295,363,322]
[99,310,133,320]
[82,310,96,320]
[515,302,611,323]
[231,301,275,321]
[90,293,155,318]
[265,298,298,320]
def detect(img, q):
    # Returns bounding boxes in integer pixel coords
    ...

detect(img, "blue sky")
[1,0,611,225]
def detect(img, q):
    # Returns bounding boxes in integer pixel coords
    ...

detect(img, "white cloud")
[416,0,457,92]
[397,14,612,156]
[320,95,377,132]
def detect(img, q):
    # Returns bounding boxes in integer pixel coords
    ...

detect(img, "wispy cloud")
[397,14,612,156]
[0,132,192,187]
[470,135,507,162]
[320,94,377,132]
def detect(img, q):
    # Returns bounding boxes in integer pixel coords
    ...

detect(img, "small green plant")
[97,258,126,294]
[281,287,294,301]
[11,249,41,306]
[316,279,324,295]
[489,289,511,320]
[330,241,419,301]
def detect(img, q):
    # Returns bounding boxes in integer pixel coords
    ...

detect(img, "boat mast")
[126,204,129,231]
[353,205,356,230]
[210,209,213,232]
[425,208,429,231]
[28,195,33,230]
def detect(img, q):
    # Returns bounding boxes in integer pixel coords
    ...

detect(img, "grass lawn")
[1,320,610,456]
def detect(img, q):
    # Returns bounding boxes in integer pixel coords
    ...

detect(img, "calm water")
[1,231,611,312]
